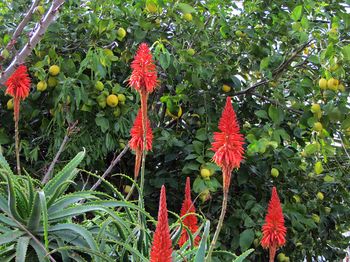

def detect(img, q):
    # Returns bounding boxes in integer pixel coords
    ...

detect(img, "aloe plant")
[0,150,150,261]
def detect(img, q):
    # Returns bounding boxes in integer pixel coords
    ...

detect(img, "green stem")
[14,98,21,176]
[205,188,229,261]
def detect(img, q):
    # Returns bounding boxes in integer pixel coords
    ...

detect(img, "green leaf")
[27,192,41,231]
[30,239,49,262]
[239,229,254,251]
[0,230,24,245]
[44,150,85,198]
[95,116,109,133]
[0,152,13,176]
[194,220,210,262]
[177,3,196,13]
[260,57,270,70]
[234,248,255,262]
[49,223,99,259]
[255,110,268,119]
[268,105,284,125]
[39,191,49,249]
[291,5,303,21]
[341,45,350,61]
[15,236,30,262]
[6,173,25,224]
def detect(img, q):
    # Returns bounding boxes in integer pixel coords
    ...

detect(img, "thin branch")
[232,40,312,97]
[90,145,130,191]
[42,121,79,184]
[10,214,56,262]
[252,92,303,114]
[0,0,65,85]
[0,0,40,62]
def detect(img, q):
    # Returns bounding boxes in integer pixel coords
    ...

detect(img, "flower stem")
[205,188,229,261]
[139,91,148,208]
[14,98,21,176]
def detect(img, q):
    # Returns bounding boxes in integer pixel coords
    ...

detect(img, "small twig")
[10,214,56,262]
[0,0,65,85]
[90,145,130,191]
[0,0,40,62]
[232,40,312,97]
[252,92,303,114]
[42,121,79,184]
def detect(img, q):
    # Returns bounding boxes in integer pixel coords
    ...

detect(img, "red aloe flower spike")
[128,109,153,178]
[178,177,200,247]
[5,65,31,119]
[5,65,31,175]
[211,97,244,192]
[261,187,287,262]
[129,43,158,94]
[150,185,173,262]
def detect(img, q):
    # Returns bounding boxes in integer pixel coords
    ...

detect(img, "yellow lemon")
[117,27,126,39]
[187,48,195,56]
[310,103,321,114]
[200,168,211,180]
[124,185,131,194]
[316,192,324,201]
[106,94,119,107]
[312,213,320,224]
[222,84,231,92]
[37,80,47,91]
[117,94,126,104]
[95,81,104,91]
[318,78,327,89]
[313,122,323,132]
[338,83,345,92]
[7,99,14,110]
[327,78,339,91]
[49,65,60,76]
[271,168,279,178]
[47,77,58,88]
[183,13,193,22]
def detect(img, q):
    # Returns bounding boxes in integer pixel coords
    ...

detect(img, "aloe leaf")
[30,239,50,262]
[6,173,25,224]
[38,191,49,249]
[27,192,41,231]
[0,230,24,245]
[0,152,14,176]
[48,223,99,261]
[15,236,30,262]
[233,248,254,262]
[49,201,152,222]
[44,150,85,197]
[47,191,104,213]
[46,178,77,208]
[0,214,17,227]
[194,220,210,262]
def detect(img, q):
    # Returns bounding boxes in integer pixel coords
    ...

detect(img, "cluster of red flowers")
[211,96,286,260]
[4,65,31,119]
[261,187,287,262]
[128,43,158,178]
[150,177,200,261]
[150,186,173,262]
[128,109,153,178]
[211,97,244,192]
[178,177,200,247]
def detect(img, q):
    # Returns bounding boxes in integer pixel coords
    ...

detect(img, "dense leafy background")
[0,0,349,260]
